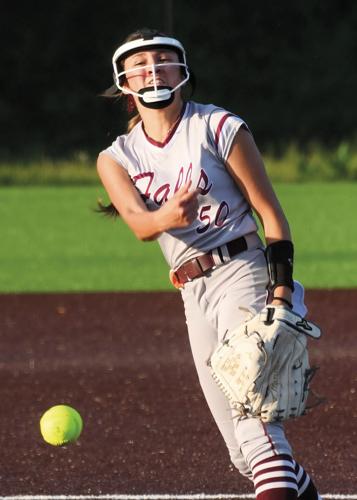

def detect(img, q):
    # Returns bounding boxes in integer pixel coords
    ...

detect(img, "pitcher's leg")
[235,415,321,500]
[181,283,250,478]
[181,251,322,498]
[182,249,268,478]
[235,418,297,500]
[214,252,321,500]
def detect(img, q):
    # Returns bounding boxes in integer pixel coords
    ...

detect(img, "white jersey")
[102,101,258,270]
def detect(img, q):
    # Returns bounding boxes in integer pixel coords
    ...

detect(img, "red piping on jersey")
[214,113,234,147]
[142,102,187,148]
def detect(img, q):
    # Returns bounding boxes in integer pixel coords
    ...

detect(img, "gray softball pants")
[180,242,293,479]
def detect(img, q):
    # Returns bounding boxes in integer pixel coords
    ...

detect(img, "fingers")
[174,181,192,196]
[159,181,200,229]
[175,182,200,202]
[177,184,199,221]
[182,188,200,202]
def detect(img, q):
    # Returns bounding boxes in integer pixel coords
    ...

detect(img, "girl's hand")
[155,182,199,231]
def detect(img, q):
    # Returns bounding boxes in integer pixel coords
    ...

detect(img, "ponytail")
[95,199,120,218]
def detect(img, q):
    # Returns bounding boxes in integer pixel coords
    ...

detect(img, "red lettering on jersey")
[185,163,192,183]
[215,201,230,226]
[196,201,230,234]
[132,172,154,199]
[132,163,213,208]
[174,167,184,193]
[154,184,170,205]
[197,205,212,233]
[196,168,212,195]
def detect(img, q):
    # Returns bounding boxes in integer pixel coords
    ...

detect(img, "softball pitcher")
[97,28,322,500]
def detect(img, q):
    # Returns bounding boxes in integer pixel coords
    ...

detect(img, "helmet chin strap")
[138,85,175,109]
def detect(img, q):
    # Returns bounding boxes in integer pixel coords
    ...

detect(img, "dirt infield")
[0,290,356,496]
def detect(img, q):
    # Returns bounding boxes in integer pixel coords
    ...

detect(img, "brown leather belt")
[173,236,248,286]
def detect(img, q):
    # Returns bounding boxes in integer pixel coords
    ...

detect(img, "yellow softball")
[40,404,83,446]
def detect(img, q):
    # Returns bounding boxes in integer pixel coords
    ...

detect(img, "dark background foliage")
[1,0,356,158]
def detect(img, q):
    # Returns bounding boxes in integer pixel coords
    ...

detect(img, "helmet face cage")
[112,36,190,106]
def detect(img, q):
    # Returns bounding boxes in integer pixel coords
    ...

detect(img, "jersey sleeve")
[99,135,130,171]
[206,107,250,161]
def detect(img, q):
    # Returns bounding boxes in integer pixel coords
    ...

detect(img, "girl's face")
[122,49,183,93]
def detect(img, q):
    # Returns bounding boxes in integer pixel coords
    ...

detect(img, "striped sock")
[252,454,298,500]
[294,461,320,500]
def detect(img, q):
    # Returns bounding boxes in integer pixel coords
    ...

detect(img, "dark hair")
[97,28,195,218]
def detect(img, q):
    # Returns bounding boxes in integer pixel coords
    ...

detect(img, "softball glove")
[208,306,321,422]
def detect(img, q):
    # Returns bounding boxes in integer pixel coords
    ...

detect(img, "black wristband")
[272,296,293,309]
[265,240,294,292]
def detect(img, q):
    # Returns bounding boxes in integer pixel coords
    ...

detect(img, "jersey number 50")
[197,202,230,234]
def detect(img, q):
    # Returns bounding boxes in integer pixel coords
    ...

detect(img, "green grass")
[0,156,98,186]
[0,186,169,292]
[264,141,357,182]
[1,183,356,292]
[273,183,357,288]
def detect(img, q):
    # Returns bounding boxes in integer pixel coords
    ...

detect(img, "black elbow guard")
[265,240,294,292]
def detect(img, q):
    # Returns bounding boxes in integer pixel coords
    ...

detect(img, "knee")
[229,449,253,480]
[236,418,292,471]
